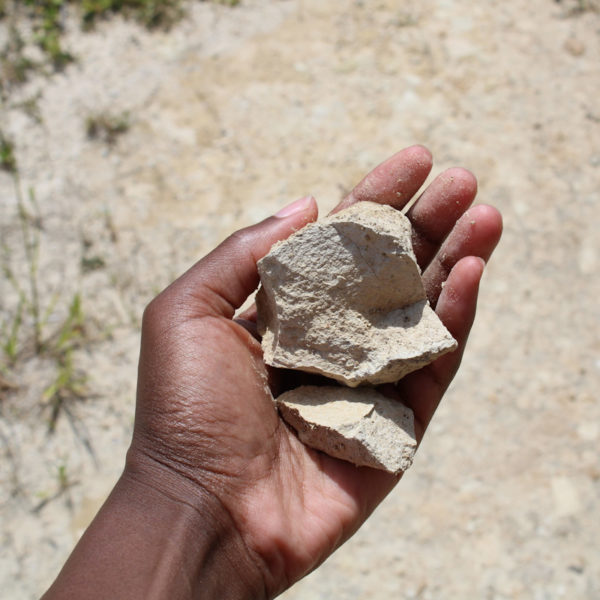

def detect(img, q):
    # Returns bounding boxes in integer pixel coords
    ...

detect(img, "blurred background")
[0,0,598,597]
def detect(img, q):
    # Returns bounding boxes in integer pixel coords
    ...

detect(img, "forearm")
[43,455,267,600]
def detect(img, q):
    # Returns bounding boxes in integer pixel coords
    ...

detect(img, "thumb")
[158,196,318,320]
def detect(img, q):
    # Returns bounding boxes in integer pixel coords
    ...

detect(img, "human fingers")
[238,175,492,341]
[331,145,433,214]
[422,204,503,308]
[407,167,478,270]
[146,196,318,326]
[399,256,486,439]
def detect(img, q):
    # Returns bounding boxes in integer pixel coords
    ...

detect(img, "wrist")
[44,449,268,600]
[120,448,269,600]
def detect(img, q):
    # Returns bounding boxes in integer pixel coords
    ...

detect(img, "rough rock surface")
[277,386,417,474]
[257,201,457,386]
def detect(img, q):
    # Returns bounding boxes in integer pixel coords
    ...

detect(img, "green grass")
[0,132,17,173]
[23,0,75,70]
[1,157,90,429]
[80,255,106,272]
[1,297,23,363]
[79,0,183,29]
[1,0,242,94]
[43,293,88,432]
[0,25,38,92]
[85,111,130,145]
[1,0,243,426]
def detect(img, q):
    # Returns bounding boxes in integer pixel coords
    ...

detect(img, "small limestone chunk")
[257,201,457,386]
[277,386,417,474]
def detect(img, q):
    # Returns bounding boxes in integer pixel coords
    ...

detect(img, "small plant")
[1,0,243,101]
[86,111,130,145]
[80,255,106,272]
[0,25,38,94]
[57,463,69,490]
[32,461,78,512]
[80,0,184,29]
[1,297,24,364]
[1,183,48,359]
[1,166,90,429]
[42,294,88,431]
[44,353,88,431]
[16,186,44,353]
[22,0,75,70]
[43,297,90,434]
[0,132,17,173]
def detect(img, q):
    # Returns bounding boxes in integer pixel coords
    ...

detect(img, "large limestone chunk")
[257,201,457,386]
[277,386,417,474]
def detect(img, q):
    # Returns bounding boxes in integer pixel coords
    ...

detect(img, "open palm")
[129,145,502,598]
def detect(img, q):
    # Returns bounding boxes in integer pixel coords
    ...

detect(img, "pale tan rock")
[277,386,417,474]
[257,201,457,386]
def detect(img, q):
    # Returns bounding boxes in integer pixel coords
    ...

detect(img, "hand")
[44,146,502,600]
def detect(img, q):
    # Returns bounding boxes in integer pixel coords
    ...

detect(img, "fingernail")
[275,195,314,218]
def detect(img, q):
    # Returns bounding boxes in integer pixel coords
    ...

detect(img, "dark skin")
[43,146,502,600]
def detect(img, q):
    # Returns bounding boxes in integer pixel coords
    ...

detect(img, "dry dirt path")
[0,1,599,598]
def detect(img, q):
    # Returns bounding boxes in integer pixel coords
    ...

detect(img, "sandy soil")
[1,0,599,598]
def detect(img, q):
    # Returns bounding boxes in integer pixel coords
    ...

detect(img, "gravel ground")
[1,0,599,598]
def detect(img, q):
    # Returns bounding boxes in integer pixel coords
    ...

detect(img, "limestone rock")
[257,201,457,386]
[277,386,417,474]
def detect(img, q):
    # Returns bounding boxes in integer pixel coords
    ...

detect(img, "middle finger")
[407,167,478,270]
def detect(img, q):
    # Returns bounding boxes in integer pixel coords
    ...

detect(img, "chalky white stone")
[277,386,417,474]
[257,201,457,386]
[257,201,457,472]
